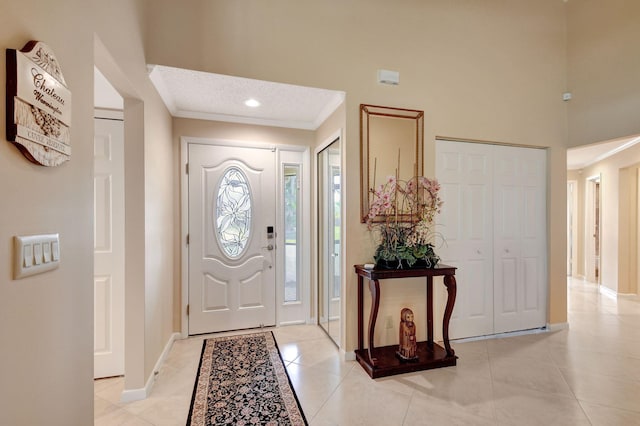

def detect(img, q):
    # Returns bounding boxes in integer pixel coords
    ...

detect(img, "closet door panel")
[494,146,547,333]
[436,140,494,339]
[493,147,523,332]
[519,148,547,327]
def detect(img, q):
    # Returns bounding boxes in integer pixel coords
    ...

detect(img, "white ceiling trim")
[582,136,640,168]
[567,136,640,170]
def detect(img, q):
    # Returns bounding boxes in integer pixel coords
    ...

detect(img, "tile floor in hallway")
[95,278,640,425]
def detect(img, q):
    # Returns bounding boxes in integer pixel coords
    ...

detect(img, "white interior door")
[188,143,276,335]
[436,140,547,339]
[436,140,494,338]
[94,117,125,378]
[493,146,547,333]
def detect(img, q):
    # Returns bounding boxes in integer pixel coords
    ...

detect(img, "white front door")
[188,143,276,335]
[94,117,125,378]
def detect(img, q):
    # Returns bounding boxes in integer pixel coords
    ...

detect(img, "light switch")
[43,242,51,263]
[23,244,33,267]
[52,241,60,261]
[14,234,60,279]
[33,243,42,265]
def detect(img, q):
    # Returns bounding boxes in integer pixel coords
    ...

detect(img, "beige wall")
[0,1,174,424]
[0,3,95,424]
[173,119,315,147]
[148,0,570,351]
[618,164,639,294]
[567,0,640,147]
[570,142,640,294]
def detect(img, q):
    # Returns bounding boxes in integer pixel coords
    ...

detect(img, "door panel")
[500,257,518,314]
[524,257,540,310]
[436,140,494,338]
[494,146,546,333]
[317,139,342,345]
[188,144,276,335]
[94,118,125,378]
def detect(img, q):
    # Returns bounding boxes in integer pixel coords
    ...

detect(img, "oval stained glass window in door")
[215,166,252,258]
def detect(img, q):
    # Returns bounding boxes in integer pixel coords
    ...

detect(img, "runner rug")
[187,331,308,426]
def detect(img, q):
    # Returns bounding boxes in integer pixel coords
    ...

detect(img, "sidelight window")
[284,165,301,302]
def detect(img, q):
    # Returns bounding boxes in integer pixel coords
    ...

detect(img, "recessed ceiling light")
[244,98,260,108]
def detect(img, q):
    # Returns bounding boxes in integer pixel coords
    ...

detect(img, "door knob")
[262,244,274,251]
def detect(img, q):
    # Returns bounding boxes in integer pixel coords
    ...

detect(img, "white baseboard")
[451,326,549,343]
[343,350,356,361]
[618,292,639,298]
[120,332,181,403]
[279,320,307,326]
[599,285,618,299]
[120,386,147,403]
[547,322,569,332]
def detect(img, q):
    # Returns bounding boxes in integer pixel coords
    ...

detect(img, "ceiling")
[567,136,640,170]
[95,66,639,168]
[95,65,345,130]
[147,65,345,130]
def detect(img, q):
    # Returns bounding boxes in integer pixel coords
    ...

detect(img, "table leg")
[367,278,380,366]
[427,276,433,348]
[357,275,363,351]
[443,274,457,357]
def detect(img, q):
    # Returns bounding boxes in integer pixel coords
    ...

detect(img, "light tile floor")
[95,278,640,425]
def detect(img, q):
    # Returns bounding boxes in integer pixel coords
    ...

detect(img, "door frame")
[567,180,578,277]
[180,136,311,338]
[313,129,345,347]
[585,174,602,284]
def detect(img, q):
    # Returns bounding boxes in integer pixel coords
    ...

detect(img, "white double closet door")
[436,140,547,339]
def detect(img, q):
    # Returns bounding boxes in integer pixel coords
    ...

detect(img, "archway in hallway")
[94,35,147,400]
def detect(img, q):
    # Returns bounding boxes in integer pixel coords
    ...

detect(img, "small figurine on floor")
[397,308,418,361]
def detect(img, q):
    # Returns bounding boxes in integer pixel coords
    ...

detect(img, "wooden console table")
[354,264,458,379]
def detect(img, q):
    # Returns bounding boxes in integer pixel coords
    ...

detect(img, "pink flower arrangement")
[367,175,443,268]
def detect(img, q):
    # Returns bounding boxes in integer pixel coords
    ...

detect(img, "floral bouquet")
[367,175,443,269]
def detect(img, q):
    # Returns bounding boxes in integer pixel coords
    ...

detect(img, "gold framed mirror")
[360,104,424,223]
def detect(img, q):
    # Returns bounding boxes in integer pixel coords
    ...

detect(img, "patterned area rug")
[187,331,308,426]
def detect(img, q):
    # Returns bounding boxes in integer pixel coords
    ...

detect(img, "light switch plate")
[14,234,60,279]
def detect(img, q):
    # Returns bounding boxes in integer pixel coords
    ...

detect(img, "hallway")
[95,277,640,425]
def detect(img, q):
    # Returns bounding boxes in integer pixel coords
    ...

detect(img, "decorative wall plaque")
[6,41,72,166]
